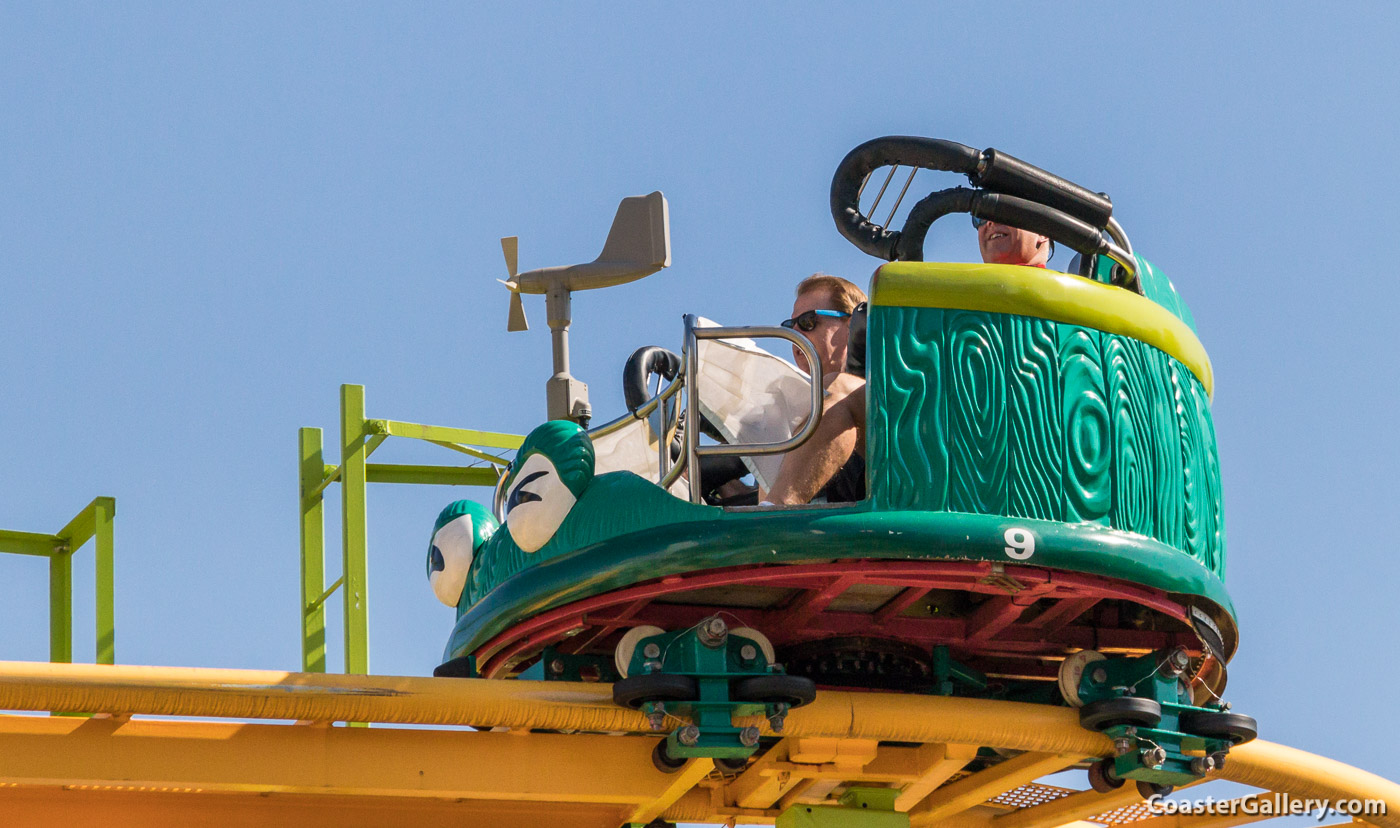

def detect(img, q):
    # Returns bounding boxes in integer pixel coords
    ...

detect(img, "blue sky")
[2,0,1396,798]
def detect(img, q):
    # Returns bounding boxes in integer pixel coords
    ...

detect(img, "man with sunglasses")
[765,223,1051,505]
[781,273,865,378]
[762,274,868,505]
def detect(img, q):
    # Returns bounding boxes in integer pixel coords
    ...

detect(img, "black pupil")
[506,470,548,512]
[428,545,444,576]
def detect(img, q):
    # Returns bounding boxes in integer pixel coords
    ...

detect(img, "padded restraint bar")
[830,136,1119,266]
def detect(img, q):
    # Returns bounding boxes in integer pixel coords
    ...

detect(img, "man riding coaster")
[764,220,1052,505]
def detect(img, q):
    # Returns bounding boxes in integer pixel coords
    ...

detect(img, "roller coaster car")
[426,137,1255,789]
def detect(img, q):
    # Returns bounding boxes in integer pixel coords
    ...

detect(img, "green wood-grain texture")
[868,305,1225,580]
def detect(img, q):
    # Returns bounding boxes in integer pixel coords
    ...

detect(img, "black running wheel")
[1087,758,1125,793]
[1137,780,1174,798]
[613,674,699,709]
[732,674,817,708]
[1079,697,1163,730]
[651,739,687,773]
[1179,710,1258,745]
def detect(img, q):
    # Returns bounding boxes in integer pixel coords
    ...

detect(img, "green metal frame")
[298,384,522,674]
[627,624,781,762]
[776,788,909,827]
[1074,651,1234,786]
[0,497,116,664]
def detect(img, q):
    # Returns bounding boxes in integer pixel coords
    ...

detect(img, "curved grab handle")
[622,346,682,416]
[830,137,982,260]
[830,136,1137,287]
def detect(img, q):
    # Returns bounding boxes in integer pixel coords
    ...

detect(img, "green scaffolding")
[299,384,523,674]
[0,497,116,664]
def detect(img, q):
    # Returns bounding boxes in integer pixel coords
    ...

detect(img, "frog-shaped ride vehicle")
[425,136,1255,794]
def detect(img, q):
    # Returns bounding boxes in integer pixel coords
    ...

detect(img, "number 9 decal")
[1004,527,1036,560]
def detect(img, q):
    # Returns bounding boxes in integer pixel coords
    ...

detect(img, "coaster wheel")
[1179,710,1258,745]
[732,674,817,708]
[1079,697,1162,730]
[1087,758,1125,793]
[1137,780,1174,798]
[614,674,699,709]
[715,756,750,773]
[1057,650,1106,707]
[652,738,688,773]
[613,625,666,679]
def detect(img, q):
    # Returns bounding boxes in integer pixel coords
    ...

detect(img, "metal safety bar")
[0,497,116,665]
[668,314,825,502]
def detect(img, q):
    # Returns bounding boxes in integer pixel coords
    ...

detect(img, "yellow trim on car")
[870,262,1213,397]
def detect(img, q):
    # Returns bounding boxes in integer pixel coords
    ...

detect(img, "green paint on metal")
[366,464,499,487]
[0,497,117,666]
[0,531,61,557]
[297,383,523,674]
[777,787,910,828]
[628,624,779,761]
[1076,651,1236,786]
[48,552,71,664]
[93,498,114,665]
[299,427,327,673]
[370,418,524,453]
[931,646,988,696]
[340,384,371,676]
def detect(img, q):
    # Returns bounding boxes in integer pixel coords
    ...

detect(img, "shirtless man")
[764,220,1050,505]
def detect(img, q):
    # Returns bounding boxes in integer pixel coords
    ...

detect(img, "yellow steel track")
[0,661,1394,828]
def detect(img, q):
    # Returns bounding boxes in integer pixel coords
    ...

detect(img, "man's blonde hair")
[795,273,866,313]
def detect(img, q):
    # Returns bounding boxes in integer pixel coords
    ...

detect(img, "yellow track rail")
[0,662,1393,828]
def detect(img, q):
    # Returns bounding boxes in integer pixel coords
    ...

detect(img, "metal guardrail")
[0,497,116,665]
[298,384,522,675]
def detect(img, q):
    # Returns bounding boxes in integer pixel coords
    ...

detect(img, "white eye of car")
[503,452,576,553]
[427,514,484,607]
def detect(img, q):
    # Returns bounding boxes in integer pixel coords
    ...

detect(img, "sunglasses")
[781,309,850,332]
[971,214,988,229]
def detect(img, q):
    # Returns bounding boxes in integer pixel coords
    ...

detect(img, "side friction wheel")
[732,674,817,708]
[1087,758,1125,793]
[1179,710,1258,745]
[613,674,699,709]
[1079,697,1163,731]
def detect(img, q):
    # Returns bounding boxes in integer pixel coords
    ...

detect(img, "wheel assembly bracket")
[1070,647,1256,790]
[610,615,816,771]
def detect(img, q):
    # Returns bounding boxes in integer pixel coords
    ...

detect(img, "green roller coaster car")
[426,136,1254,789]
